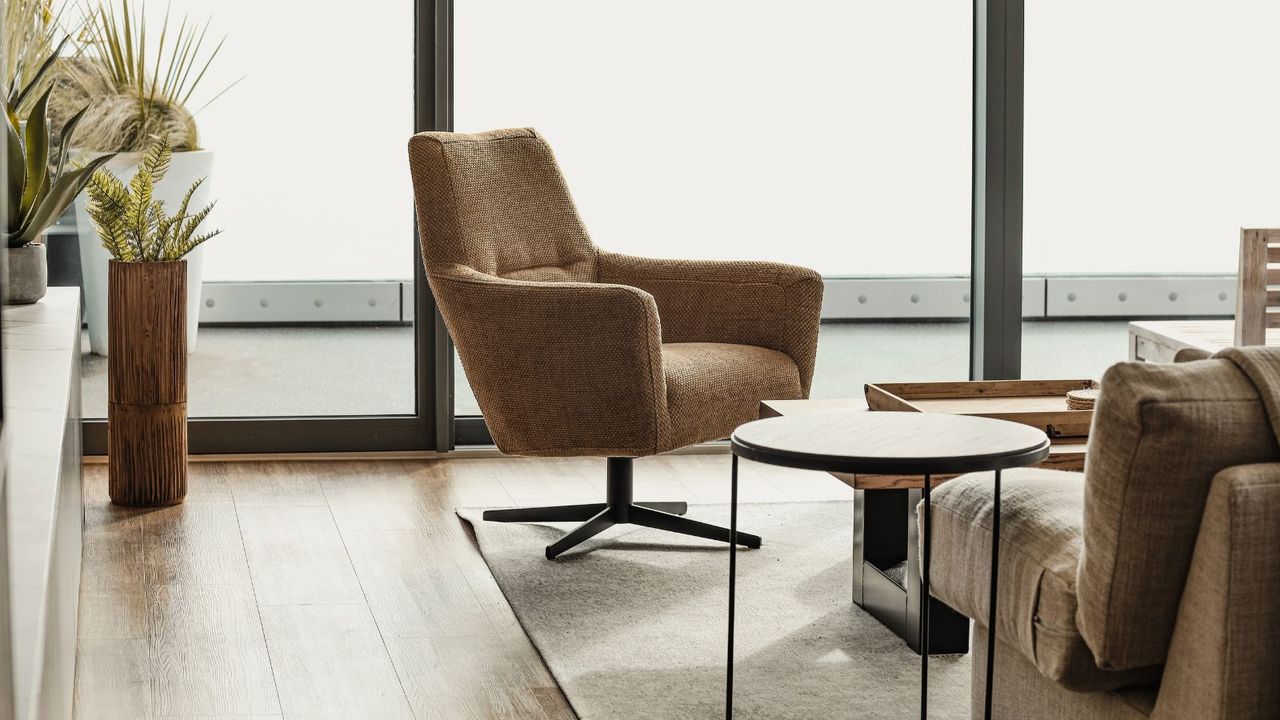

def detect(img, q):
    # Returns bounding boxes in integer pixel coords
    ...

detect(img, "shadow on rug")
[459,502,969,719]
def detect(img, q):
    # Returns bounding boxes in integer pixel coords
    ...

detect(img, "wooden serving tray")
[864,379,1099,440]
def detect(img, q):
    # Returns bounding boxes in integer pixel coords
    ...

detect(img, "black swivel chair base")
[481,457,763,560]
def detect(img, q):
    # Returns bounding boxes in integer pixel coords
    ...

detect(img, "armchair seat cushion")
[928,468,1161,692]
[662,342,801,448]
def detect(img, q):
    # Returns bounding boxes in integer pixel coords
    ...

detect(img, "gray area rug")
[458,502,969,719]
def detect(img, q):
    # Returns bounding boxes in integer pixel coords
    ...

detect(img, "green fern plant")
[85,135,221,261]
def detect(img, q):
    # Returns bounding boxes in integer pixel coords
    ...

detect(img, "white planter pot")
[74,149,213,356]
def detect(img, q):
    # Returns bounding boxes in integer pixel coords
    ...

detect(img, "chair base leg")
[480,458,761,559]
[482,504,606,523]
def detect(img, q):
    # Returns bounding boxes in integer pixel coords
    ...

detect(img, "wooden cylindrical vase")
[108,260,188,506]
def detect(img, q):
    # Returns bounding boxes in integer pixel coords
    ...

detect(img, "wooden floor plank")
[342,528,493,639]
[321,463,445,533]
[73,638,151,720]
[228,460,328,507]
[143,501,252,587]
[81,525,143,597]
[146,583,280,717]
[237,505,364,606]
[258,604,414,720]
[77,452,853,720]
[385,635,556,720]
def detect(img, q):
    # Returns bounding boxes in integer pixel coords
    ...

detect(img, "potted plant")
[2,48,115,303]
[57,0,235,353]
[85,135,221,506]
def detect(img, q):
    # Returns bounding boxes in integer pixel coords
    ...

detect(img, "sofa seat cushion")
[927,468,1161,692]
[662,342,801,448]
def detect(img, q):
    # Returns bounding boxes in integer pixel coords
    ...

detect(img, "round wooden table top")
[731,411,1052,476]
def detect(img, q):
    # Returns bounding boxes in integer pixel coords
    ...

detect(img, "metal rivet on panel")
[910,294,920,304]
[857,294,867,304]
[205,299,215,308]
[1118,292,1128,302]
[963,293,971,303]
[368,298,378,307]
[1219,291,1229,301]
[1168,292,1178,301]
[259,299,269,308]
[314,299,324,308]
[1067,292,1077,302]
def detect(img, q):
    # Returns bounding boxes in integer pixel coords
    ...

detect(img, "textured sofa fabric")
[1077,356,1280,670]
[927,468,1158,692]
[1151,463,1280,720]
[927,346,1280,718]
[963,463,1280,720]
[970,625,1155,720]
[407,128,822,457]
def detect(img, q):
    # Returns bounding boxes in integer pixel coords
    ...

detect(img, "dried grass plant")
[4,0,79,116]
[53,0,239,152]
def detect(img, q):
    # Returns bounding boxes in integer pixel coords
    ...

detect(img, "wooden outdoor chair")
[1233,228,1280,346]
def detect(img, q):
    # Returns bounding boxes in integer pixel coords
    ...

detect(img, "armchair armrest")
[1152,463,1280,720]
[596,252,823,394]
[431,268,669,456]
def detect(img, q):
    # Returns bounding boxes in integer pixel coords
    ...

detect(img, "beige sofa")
[928,346,1280,719]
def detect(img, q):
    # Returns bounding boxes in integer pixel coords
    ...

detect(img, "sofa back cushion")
[1077,358,1280,670]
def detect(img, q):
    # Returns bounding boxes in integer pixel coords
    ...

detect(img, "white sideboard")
[3,288,83,720]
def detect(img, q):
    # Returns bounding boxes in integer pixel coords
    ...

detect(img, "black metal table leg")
[726,453,739,719]
[729,412,1048,720]
[983,469,1002,720]
[920,474,931,720]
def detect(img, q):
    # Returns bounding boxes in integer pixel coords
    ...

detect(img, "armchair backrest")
[1077,356,1280,672]
[407,128,598,283]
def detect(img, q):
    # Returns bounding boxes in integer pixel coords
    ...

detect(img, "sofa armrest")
[1152,463,1280,720]
[431,268,669,456]
[596,252,823,394]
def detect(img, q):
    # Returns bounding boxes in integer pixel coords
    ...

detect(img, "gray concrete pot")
[5,241,48,305]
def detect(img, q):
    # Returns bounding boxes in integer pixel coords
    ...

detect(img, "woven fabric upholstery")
[1077,355,1280,670]
[970,626,1155,720]
[962,464,1280,719]
[598,253,824,395]
[1151,463,1280,720]
[409,127,596,281]
[926,468,1159,691]
[407,128,822,456]
[663,342,801,449]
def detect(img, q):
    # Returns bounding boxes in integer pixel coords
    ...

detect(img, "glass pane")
[454,1,973,418]
[1024,1,1280,378]
[67,0,417,418]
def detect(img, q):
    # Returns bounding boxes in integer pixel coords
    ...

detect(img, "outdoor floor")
[80,320,1133,420]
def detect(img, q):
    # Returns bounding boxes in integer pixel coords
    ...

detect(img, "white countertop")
[3,288,81,719]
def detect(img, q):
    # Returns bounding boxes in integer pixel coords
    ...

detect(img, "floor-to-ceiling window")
[64,0,440,452]
[453,1,975,426]
[1022,0,1280,379]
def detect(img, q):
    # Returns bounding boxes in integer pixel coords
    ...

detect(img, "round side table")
[726,411,1051,720]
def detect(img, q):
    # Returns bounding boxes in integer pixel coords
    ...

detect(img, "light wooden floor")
[75,453,851,720]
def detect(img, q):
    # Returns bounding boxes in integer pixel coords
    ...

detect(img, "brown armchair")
[407,128,823,559]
